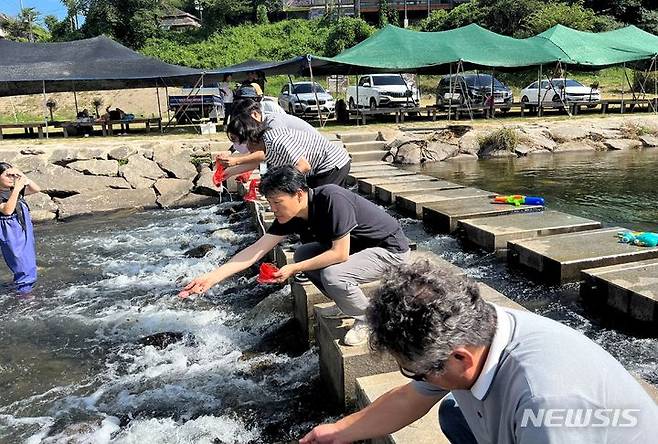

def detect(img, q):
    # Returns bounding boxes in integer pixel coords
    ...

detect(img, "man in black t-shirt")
[180,166,411,346]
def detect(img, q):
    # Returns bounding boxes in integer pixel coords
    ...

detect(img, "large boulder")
[48,148,107,164]
[458,130,483,156]
[193,167,221,196]
[640,135,658,147]
[108,145,138,160]
[392,142,422,164]
[603,139,643,151]
[424,140,459,162]
[119,154,166,189]
[554,140,600,152]
[547,123,591,142]
[25,192,58,222]
[68,159,119,176]
[12,154,49,173]
[154,178,194,208]
[155,155,197,180]
[30,164,130,195]
[519,127,557,152]
[173,192,218,208]
[54,188,157,219]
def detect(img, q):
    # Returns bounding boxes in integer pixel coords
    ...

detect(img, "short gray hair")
[366,260,497,373]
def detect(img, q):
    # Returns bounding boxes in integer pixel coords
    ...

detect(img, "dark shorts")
[307,160,351,188]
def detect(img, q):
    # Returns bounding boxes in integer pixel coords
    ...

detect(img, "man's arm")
[273,234,349,282]
[180,233,283,297]
[300,383,442,443]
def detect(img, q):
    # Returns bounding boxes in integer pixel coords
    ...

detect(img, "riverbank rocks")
[194,167,220,196]
[25,192,58,222]
[54,188,157,219]
[108,145,138,160]
[547,123,591,142]
[68,159,119,176]
[31,163,130,195]
[387,131,459,164]
[155,154,197,180]
[393,116,658,164]
[603,139,643,150]
[640,135,658,147]
[119,154,166,189]
[154,178,194,208]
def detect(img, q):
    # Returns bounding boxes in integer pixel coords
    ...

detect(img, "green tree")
[324,17,375,57]
[378,0,390,28]
[417,10,448,32]
[82,0,162,48]
[442,1,483,30]
[256,4,269,25]
[519,1,606,36]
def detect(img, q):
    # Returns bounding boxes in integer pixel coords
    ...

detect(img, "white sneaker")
[343,320,370,346]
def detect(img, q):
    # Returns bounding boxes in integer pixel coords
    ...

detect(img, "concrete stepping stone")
[349,164,398,173]
[397,187,497,218]
[358,174,437,195]
[423,198,543,233]
[460,210,602,251]
[508,227,658,283]
[375,180,464,204]
[581,258,658,323]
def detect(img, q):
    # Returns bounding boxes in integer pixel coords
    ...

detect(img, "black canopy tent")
[0,36,206,97]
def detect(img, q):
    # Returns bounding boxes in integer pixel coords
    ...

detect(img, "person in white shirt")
[218,74,234,127]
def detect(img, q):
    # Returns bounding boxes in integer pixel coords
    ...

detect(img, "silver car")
[278,82,335,118]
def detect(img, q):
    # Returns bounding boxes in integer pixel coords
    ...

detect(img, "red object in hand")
[243,179,260,202]
[257,262,279,284]
[213,158,225,187]
[235,171,252,183]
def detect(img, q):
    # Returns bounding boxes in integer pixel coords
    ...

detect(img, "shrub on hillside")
[324,17,375,57]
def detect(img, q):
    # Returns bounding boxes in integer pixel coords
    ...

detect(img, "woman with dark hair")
[224,113,351,187]
[0,163,41,295]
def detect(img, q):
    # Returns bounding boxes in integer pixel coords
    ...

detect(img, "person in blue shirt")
[0,162,41,295]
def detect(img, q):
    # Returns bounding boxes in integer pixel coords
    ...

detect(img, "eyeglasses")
[398,364,427,382]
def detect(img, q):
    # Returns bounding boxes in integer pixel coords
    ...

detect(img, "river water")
[400,148,658,385]
[0,204,332,443]
[1,149,656,443]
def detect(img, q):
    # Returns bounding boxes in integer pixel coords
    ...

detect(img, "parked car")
[278,82,335,118]
[520,78,601,107]
[436,73,513,111]
[346,74,418,110]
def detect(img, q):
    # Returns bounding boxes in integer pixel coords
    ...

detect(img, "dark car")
[436,73,513,111]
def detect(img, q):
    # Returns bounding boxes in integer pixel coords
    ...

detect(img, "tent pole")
[73,81,79,115]
[621,63,625,114]
[653,54,658,114]
[42,81,49,140]
[356,74,360,126]
[490,68,495,118]
[448,63,452,121]
[654,54,657,114]
[307,56,324,127]
[162,78,171,122]
[156,81,163,124]
[537,65,542,116]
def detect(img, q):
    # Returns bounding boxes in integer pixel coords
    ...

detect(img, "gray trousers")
[294,242,411,321]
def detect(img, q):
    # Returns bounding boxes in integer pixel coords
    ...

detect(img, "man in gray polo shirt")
[300,260,658,443]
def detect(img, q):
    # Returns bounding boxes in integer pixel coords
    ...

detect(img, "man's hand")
[13,175,28,190]
[272,264,298,283]
[178,272,221,298]
[300,423,348,444]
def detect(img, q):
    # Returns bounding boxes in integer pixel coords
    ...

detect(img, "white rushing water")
[0,204,323,443]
